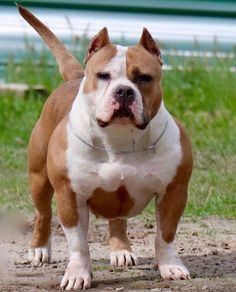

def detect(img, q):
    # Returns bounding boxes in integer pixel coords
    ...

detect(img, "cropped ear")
[84,27,110,64]
[138,28,163,65]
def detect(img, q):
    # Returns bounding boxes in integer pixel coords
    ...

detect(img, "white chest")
[66,101,182,217]
[66,134,182,217]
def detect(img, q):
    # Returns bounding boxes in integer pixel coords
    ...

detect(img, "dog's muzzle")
[110,85,136,123]
[97,85,149,129]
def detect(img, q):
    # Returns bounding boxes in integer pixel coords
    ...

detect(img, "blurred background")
[1,0,236,75]
[0,1,235,218]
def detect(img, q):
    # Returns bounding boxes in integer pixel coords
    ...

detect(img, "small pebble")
[116,287,124,291]
[212,249,219,255]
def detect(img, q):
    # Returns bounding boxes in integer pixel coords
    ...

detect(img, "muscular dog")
[18,5,192,290]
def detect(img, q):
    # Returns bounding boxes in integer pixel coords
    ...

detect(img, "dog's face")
[83,28,163,130]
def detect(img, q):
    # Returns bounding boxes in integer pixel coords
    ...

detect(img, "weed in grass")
[93,264,110,272]
[0,43,235,218]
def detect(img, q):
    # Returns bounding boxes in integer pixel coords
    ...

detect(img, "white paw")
[60,261,91,290]
[28,246,50,266]
[110,250,137,267]
[155,238,190,281]
[158,263,191,280]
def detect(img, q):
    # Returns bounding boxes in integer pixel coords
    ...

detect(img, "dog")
[18,4,193,290]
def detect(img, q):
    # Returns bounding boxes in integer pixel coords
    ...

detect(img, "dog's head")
[17,6,163,130]
[83,28,163,130]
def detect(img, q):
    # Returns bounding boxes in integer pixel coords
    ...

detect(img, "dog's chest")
[66,140,182,218]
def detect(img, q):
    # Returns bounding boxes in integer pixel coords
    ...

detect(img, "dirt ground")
[0,216,235,291]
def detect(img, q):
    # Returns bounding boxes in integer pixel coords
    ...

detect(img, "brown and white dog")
[18,5,193,290]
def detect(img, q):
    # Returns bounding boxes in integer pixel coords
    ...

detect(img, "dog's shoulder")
[39,79,81,130]
[173,118,193,185]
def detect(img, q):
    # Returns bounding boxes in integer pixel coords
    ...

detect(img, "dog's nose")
[114,85,135,106]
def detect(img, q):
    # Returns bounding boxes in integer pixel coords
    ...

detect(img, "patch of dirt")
[0,217,235,291]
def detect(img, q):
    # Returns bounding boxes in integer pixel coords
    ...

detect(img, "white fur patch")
[110,250,137,267]
[61,204,91,290]
[84,44,144,125]
[67,96,182,218]
[28,238,51,266]
[155,221,190,280]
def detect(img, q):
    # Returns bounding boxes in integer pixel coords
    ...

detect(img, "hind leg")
[28,123,54,265]
[109,219,137,267]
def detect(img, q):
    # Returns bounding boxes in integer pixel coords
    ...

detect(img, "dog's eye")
[96,72,111,80]
[136,74,153,84]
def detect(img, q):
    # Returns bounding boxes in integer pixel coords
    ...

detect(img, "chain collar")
[68,119,169,155]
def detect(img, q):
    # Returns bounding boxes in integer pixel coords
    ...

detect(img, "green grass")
[163,57,236,218]
[0,46,235,218]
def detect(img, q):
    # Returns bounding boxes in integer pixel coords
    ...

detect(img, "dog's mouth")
[97,107,149,129]
[113,107,135,120]
[97,106,134,127]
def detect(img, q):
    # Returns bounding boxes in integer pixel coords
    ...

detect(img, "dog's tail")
[17,4,84,81]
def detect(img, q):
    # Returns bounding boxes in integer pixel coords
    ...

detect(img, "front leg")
[56,187,91,290]
[155,182,190,281]
[155,121,192,280]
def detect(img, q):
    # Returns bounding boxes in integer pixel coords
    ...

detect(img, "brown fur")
[29,162,53,247]
[157,120,193,243]
[84,27,110,64]
[126,46,163,120]
[88,186,134,219]
[83,44,117,94]
[47,117,79,228]
[28,80,80,247]
[139,28,163,65]
[109,219,132,252]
